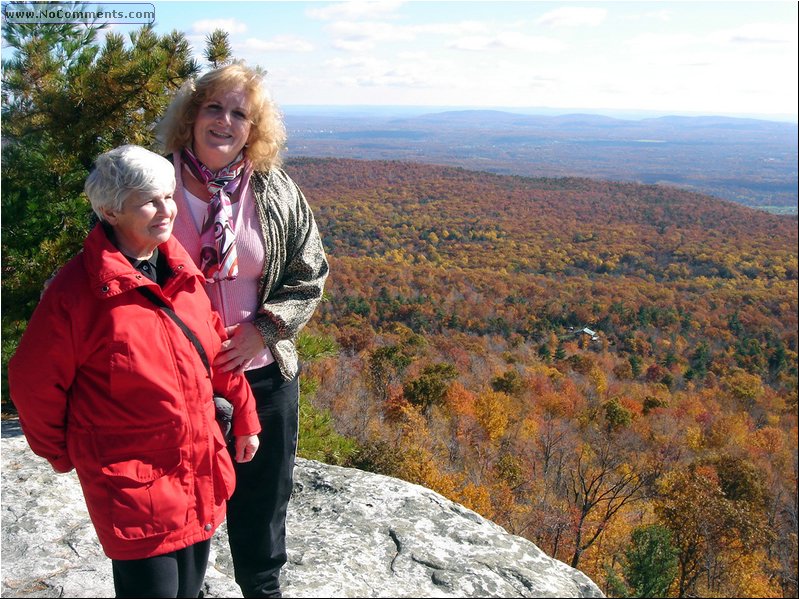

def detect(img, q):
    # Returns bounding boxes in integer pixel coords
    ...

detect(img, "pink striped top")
[171,157,275,370]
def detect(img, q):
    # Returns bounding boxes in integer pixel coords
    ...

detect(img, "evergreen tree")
[603,397,632,431]
[628,354,643,378]
[491,369,523,395]
[537,343,552,363]
[622,525,678,598]
[1,5,200,402]
[295,331,356,465]
[204,29,232,68]
[404,363,458,415]
[685,341,711,381]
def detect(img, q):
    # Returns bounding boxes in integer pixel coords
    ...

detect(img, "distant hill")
[286,155,796,346]
[402,111,633,129]
[287,157,796,266]
[283,110,797,213]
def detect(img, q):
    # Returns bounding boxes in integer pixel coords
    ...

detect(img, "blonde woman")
[158,63,329,598]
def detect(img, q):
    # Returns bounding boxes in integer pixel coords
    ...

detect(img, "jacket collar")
[82,223,203,300]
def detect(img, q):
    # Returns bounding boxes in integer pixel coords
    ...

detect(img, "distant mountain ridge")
[403,110,793,130]
[287,157,795,252]
[284,109,797,212]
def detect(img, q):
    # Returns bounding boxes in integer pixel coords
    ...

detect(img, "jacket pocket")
[96,420,189,541]
[101,447,188,540]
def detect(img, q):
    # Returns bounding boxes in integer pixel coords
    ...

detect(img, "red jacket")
[8,224,261,560]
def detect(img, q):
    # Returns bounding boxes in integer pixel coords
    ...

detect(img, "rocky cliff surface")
[1,419,603,597]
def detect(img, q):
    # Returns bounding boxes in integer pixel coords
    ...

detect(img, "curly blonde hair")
[157,62,286,171]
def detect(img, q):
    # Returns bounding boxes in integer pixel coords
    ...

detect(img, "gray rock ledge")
[1,419,603,597]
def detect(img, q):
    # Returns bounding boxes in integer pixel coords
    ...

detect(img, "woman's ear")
[100,205,119,225]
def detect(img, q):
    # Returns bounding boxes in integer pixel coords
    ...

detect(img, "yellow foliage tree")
[457,483,494,519]
[475,390,510,443]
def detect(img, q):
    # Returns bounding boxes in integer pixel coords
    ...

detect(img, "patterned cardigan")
[246,168,329,380]
[170,154,330,381]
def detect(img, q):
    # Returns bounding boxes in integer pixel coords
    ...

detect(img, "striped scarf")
[181,146,250,282]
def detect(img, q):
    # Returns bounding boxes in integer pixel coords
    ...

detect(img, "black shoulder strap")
[137,286,211,376]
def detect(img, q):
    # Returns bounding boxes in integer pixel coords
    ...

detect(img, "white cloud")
[241,36,314,53]
[324,19,494,52]
[620,9,672,23]
[449,32,564,53]
[331,39,374,52]
[415,21,487,37]
[327,20,415,41]
[536,7,607,28]
[192,19,247,34]
[721,22,796,45]
[448,35,497,51]
[323,53,436,89]
[324,56,384,70]
[502,32,566,52]
[397,51,429,62]
[626,31,699,52]
[355,69,427,87]
[307,1,404,21]
[335,66,428,88]
[625,22,796,71]
[325,20,415,51]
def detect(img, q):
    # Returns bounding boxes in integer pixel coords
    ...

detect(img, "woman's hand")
[215,322,265,373]
[234,434,260,463]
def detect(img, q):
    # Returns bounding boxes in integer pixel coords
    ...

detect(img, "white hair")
[84,145,175,221]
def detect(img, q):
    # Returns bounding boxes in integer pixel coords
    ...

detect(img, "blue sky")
[5,1,799,119]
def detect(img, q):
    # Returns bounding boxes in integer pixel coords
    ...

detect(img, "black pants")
[228,362,299,597]
[111,539,211,598]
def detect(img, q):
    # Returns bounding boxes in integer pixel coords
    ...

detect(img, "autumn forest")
[1,20,796,599]
[288,157,798,598]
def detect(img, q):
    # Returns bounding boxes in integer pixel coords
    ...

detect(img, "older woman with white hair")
[9,144,261,598]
